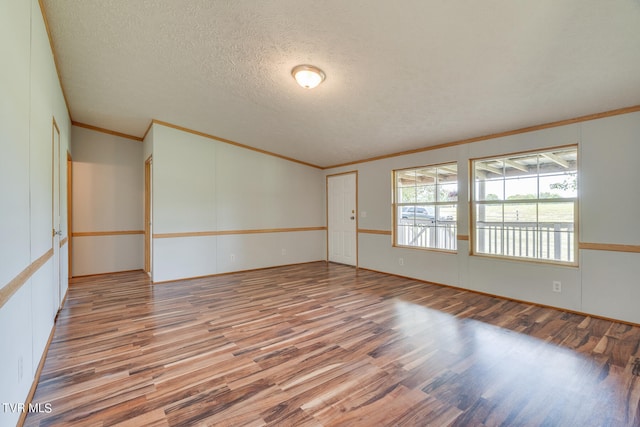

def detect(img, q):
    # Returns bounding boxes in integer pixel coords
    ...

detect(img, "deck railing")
[397,221,575,262]
[476,221,574,262]
[397,221,457,251]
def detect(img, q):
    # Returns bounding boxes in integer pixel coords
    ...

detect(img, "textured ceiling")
[42,0,640,167]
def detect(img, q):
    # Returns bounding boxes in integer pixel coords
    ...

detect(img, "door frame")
[67,151,72,278]
[144,155,152,277]
[51,118,61,311]
[326,171,358,267]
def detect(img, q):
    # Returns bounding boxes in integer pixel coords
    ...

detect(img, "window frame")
[392,162,458,253]
[470,145,578,266]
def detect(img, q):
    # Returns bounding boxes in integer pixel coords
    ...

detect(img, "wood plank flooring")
[24,262,640,426]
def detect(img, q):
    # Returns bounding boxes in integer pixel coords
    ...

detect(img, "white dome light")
[291,65,326,89]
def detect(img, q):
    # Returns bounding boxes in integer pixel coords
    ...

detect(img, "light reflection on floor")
[392,299,624,423]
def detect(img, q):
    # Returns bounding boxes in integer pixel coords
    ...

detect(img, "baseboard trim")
[70,269,145,281]
[152,260,326,285]
[18,322,57,427]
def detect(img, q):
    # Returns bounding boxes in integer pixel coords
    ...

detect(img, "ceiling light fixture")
[291,64,326,89]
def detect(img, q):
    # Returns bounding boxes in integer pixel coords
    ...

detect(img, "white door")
[52,120,61,312]
[328,173,357,266]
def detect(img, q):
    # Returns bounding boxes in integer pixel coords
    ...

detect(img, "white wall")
[71,126,144,276]
[580,113,640,321]
[0,1,71,426]
[0,0,31,298]
[325,111,640,324]
[149,124,326,282]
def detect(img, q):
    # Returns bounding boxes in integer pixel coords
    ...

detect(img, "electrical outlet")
[398,258,404,266]
[230,254,235,262]
[553,281,562,293]
[281,248,287,256]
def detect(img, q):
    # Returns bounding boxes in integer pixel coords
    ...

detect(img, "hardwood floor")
[25,262,640,426]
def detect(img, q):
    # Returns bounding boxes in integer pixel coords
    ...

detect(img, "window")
[394,163,458,251]
[472,147,577,264]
